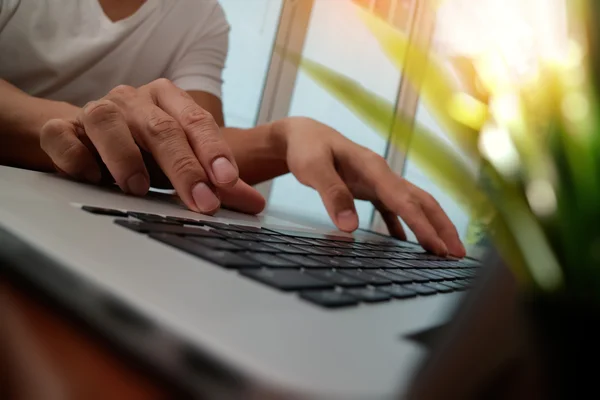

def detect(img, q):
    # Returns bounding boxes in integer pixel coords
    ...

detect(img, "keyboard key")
[165,216,203,225]
[315,240,356,250]
[209,229,253,240]
[149,233,259,268]
[242,233,289,244]
[187,237,244,251]
[437,269,464,279]
[229,224,265,233]
[127,211,172,224]
[393,259,439,268]
[261,242,307,254]
[404,269,446,282]
[439,281,466,291]
[241,269,333,291]
[403,283,437,296]
[243,253,299,268]
[335,247,377,258]
[228,240,279,253]
[345,288,391,303]
[277,254,330,268]
[300,290,359,308]
[378,285,418,299]
[298,246,345,256]
[424,282,455,293]
[275,236,313,246]
[338,270,391,285]
[269,228,355,242]
[385,252,418,260]
[361,258,407,269]
[385,269,430,283]
[288,237,328,247]
[453,269,475,278]
[334,257,378,268]
[460,258,482,267]
[115,220,222,237]
[305,270,366,287]
[371,270,415,284]
[350,249,384,258]
[305,256,373,269]
[200,221,249,232]
[426,269,459,280]
[82,205,128,217]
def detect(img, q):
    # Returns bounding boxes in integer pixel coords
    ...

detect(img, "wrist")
[268,118,292,163]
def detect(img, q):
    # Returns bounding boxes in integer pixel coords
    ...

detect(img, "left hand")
[272,117,465,257]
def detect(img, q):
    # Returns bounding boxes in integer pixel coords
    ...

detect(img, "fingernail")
[211,157,238,185]
[336,209,358,232]
[192,182,220,212]
[127,173,149,196]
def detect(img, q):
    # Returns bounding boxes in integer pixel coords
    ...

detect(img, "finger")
[365,159,448,255]
[296,153,358,232]
[144,79,239,188]
[412,185,466,257]
[127,103,220,213]
[80,100,150,196]
[218,180,266,215]
[375,203,407,240]
[40,119,101,183]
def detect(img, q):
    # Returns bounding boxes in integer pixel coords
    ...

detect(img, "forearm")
[0,80,79,171]
[221,120,289,185]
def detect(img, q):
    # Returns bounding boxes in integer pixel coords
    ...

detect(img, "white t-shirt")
[0,0,230,106]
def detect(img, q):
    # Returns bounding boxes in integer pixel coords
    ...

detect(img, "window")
[400,0,567,246]
[267,0,416,228]
[219,0,285,128]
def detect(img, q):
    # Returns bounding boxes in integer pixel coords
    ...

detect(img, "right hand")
[40,79,265,215]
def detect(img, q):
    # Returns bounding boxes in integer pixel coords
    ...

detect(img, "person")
[0,0,465,257]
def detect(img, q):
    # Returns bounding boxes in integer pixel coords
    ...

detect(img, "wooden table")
[0,276,170,400]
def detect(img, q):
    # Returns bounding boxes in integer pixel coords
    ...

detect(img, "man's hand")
[40,79,265,214]
[273,117,466,257]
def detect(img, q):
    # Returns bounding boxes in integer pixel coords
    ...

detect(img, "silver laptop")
[0,166,480,398]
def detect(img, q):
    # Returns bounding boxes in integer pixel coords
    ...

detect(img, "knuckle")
[109,84,136,99]
[171,155,201,178]
[363,150,386,166]
[295,152,325,174]
[40,119,68,141]
[83,100,122,124]
[323,182,350,201]
[180,105,216,131]
[152,78,174,90]
[57,139,88,165]
[146,113,183,140]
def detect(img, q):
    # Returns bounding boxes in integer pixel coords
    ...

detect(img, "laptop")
[0,165,482,398]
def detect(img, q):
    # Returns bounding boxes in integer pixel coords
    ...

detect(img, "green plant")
[281,1,600,298]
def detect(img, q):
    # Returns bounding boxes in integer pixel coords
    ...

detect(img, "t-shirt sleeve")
[166,2,230,99]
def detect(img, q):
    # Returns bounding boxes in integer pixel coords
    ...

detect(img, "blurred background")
[218,0,568,253]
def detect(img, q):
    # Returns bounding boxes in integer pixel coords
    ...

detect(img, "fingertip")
[336,209,359,232]
[211,157,239,187]
[449,242,467,258]
[192,182,221,214]
[423,238,448,256]
[126,173,150,196]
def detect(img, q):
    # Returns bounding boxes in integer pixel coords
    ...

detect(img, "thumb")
[307,165,358,232]
[218,179,266,215]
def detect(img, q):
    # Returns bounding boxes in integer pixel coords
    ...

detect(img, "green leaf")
[283,52,484,209]
[356,7,480,157]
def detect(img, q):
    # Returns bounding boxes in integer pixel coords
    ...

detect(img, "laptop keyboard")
[83,206,480,309]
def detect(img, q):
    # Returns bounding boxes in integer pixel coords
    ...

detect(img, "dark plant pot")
[406,251,598,399]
